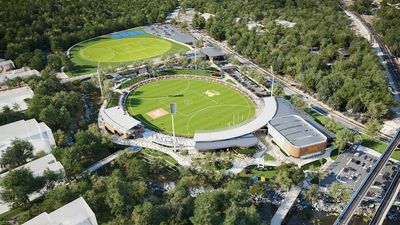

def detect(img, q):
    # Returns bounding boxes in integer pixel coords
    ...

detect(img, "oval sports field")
[125,78,256,137]
[68,28,189,75]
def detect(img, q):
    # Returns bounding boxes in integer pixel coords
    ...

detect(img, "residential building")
[23,197,98,225]
[0,86,34,111]
[0,119,56,157]
[0,67,40,84]
[0,154,63,178]
[0,60,15,73]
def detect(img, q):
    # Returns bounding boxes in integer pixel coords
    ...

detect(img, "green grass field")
[126,78,256,136]
[69,28,189,75]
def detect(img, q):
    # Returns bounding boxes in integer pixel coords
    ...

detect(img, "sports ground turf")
[125,78,256,137]
[68,28,189,75]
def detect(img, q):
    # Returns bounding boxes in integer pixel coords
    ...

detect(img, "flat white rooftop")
[0,119,55,156]
[0,67,40,84]
[100,106,141,133]
[23,197,98,225]
[194,97,276,142]
[0,154,63,178]
[0,86,33,111]
[0,60,14,69]
[269,115,327,148]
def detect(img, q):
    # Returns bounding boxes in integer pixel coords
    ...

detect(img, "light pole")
[170,103,177,152]
[270,65,275,96]
[97,61,104,98]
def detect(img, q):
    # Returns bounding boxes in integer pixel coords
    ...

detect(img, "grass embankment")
[225,78,237,85]
[0,208,22,221]
[238,165,277,180]
[234,147,257,156]
[264,153,275,161]
[106,92,121,108]
[155,68,217,77]
[119,69,217,89]
[141,148,178,167]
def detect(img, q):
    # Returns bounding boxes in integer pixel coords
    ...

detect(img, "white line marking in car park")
[336,168,347,183]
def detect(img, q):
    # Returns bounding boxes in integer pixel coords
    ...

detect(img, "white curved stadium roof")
[193,97,277,142]
[100,106,141,133]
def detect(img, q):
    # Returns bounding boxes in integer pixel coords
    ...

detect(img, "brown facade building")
[268,115,328,158]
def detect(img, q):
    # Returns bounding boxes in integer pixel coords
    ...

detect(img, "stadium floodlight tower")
[170,103,177,152]
[97,61,104,98]
[270,65,275,96]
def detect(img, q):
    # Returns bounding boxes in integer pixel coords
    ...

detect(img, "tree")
[273,163,304,191]
[53,129,68,147]
[324,118,337,132]
[61,54,73,72]
[304,184,319,205]
[164,55,175,68]
[367,101,389,119]
[308,165,326,186]
[42,169,63,189]
[0,106,26,126]
[102,79,114,97]
[290,96,308,111]
[29,49,46,71]
[334,128,355,152]
[132,201,168,225]
[177,56,188,67]
[190,191,225,225]
[120,157,149,180]
[249,182,264,196]
[0,168,43,207]
[52,124,111,178]
[223,204,259,225]
[365,118,382,139]
[47,54,62,71]
[0,139,34,170]
[351,0,373,15]
[328,182,351,206]
[272,84,285,97]
[192,14,206,29]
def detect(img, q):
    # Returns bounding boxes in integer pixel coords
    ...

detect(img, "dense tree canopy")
[0,139,34,170]
[0,106,26,126]
[183,0,394,118]
[52,124,112,177]
[373,0,400,57]
[11,151,269,225]
[26,70,83,130]
[0,0,178,70]
[1,169,42,207]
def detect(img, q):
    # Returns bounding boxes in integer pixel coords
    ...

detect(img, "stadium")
[101,73,271,149]
[68,28,190,75]
[100,71,335,157]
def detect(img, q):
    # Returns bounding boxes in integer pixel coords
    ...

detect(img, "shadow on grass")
[126,97,142,108]
[71,64,97,75]
[133,114,164,133]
